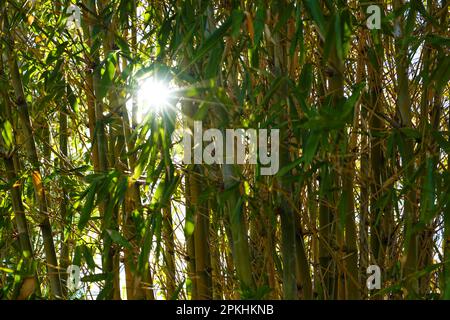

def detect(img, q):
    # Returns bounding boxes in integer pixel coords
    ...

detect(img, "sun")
[128,77,172,123]
[137,78,171,110]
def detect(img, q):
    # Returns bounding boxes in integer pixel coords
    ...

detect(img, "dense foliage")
[0,0,449,300]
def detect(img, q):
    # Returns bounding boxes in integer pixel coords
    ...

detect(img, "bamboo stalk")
[393,0,419,297]
[3,11,63,299]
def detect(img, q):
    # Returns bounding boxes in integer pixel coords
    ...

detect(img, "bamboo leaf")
[1,121,13,149]
[106,229,132,250]
[78,183,97,231]
[231,9,244,39]
[253,3,265,47]
[190,16,232,66]
[81,273,108,282]
[303,0,325,37]
[82,245,97,270]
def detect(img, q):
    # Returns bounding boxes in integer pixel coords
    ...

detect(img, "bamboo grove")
[0,0,449,300]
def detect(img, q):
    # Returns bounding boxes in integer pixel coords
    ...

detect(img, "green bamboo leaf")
[205,45,224,79]
[81,273,108,282]
[138,223,153,273]
[338,82,364,123]
[399,127,421,140]
[335,12,343,62]
[425,35,450,48]
[322,16,336,64]
[106,229,132,250]
[116,35,131,56]
[231,9,244,39]
[276,157,303,178]
[303,0,326,37]
[72,245,82,266]
[193,102,210,121]
[302,131,321,165]
[0,267,14,273]
[338,192,349,230]
[82,245,96,270]
[253,4,266,47]
[289,4,304,59]
[66,84,78,113]
[430,55,450,95]
[190,16,232,66]
[169,279,185,300]
[432,130,450,154]
[419,157,436,224]
[231,197,244,226]
[78,184,97,231]
[299,63,313,96]
[98,53,116,99]
[161,175,181,207]
[274,3,294,33]
[261,76,286,107]
[1,121,13,149]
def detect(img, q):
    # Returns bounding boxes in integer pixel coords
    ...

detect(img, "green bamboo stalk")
[0,75,40,297]
[59,92,70,297]
[3,11,63,299]
[83,0,117,299]
[162,206,176,298]
[393,0,419,297]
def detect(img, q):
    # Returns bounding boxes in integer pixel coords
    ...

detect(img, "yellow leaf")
[18,277,37,300]
[31,170,43,196]
[27,15,34,25]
